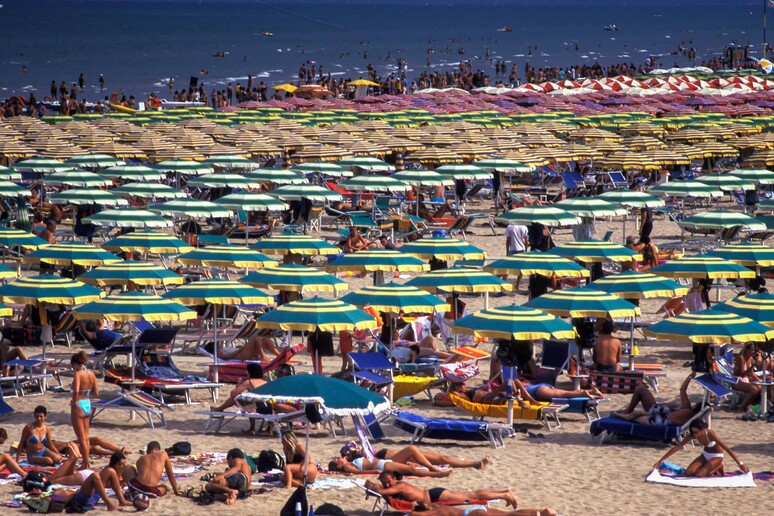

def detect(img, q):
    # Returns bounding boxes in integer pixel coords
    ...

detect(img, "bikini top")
[29,432,47,444]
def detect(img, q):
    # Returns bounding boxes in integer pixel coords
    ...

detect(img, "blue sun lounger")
[392,410,513,448]
[589,406,712,444]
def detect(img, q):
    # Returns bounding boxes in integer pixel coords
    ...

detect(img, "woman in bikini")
[327,456,452,478]
[17,405,63,466]
[71,351,97,469]
[50,443,133,507]
[358,445,490,471]
[280,429,317,488]
[652,419,748,477]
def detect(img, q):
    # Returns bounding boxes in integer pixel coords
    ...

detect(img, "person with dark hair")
[210,362,266,414]
[71,351,97,468]
[592,319,622,372]
[0,338,27,376]
[613,372,701,426]
[733,342,765,413]
[50,444,132,507]
[328,456,452,478]
[18,405,63,465]
[640,206,653,241]
[204,448,251,504]
[78,320,122,351]
[341,444,489,471]
[126,441,179,498]
[652,418,748,477]
[280,429,316,488]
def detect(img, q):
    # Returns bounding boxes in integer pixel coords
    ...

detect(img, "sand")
[0,203,772,516]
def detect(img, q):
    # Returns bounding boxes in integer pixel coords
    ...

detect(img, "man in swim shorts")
[204,448,252,505]
[126,441,179,498]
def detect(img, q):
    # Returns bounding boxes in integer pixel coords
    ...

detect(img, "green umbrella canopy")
[553,239,640,263]
[289,162,352,177]
[597,190,665,208]
[268,184,343,202]
[715,293,774,328]
[590,271,689,300]
[23,242,121,267]
[0,181,31,198]
[65,153,125,169]
[99,164,164,181]
[0,264,17,279]
[474,158,533,172]
[406,266,512,293]
[188,173,262,189]
[484,251,590,278]
[651,256,756,279]
[111,183,187,200]
[84,209,174,229]
[200,155,260,170]
[554,198,627,217]
[246,169,309,185]
[695,175,755,191]
[10,158,71,174]
[494,206,581,227]
[434,164,492,180]
[254,296,377,332]
[524,287,640,318]
[391,170,454,187]
[102,231,193,254]
[153,160,213,175]
[649,181,723,198]
[453,305,577,341]
[708,242,774,267]
[730,168,774,185]
[0,274,103,306]
[340,283,450,314]
[149,199,232,218]
[49,189,128,207]
[214,193,289,212]
[0,166,22,182]
[751,197,774,212]
[74,292,196,322]
[399,236,486,261]
[0,229,47,250]
[337,157,394,172]
[177,244,278,269]
[644,309,774,344]
[251,234,341,256]
[241,263,347,294]
[40,170,112,188]
[239,374,389,416]
[78,260,185,287]
[679,211,765,231]
[162,279,274,306]
[325,249,428,273]
[340,175,411,193]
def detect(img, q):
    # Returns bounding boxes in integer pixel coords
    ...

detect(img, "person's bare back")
[594,320,622,371]
[136,451,165,486]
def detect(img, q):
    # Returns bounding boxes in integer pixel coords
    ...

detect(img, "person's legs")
[280,464,303,488]
[388,445,440,471]
[535,385,603,400]
[733,383,761,411]
[416,450,490,470]
[79,472,116,510]
[71,407,90,469]
[389,463,451,478]
[88,437,127,455]
[51,445,83,485]
[0,453,25,476]
[439,488,518,509]
[205,480,238,505]
[619,384,657,414]
[101,468,132,506]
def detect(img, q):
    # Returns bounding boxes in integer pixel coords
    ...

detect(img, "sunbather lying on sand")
[328,456,452,478]
[411,505,558,516]
[343,445,490,471]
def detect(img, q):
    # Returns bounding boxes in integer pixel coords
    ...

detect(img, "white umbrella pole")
[212,309,220,397]
[629,317,636,371]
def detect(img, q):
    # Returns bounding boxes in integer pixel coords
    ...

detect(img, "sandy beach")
[0,204,771,516]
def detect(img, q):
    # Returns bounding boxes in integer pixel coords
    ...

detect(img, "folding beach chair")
[692,373,735,411]
[590,406,712,445]
[607,171,629,189]
[588,370,645,395]
[562,171,586,197]
[91,390,172,429]
[391,409,513,448]
[0,359,53,397]
[203,346,297,383]
[348,352,395,392]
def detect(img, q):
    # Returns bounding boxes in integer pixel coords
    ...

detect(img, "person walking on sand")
[126,441,179,498]
[70,351,97,469]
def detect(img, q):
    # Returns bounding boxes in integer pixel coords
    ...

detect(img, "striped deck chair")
[449,392,568,431]
[206,347,297,383]
[91,391,172,428]
[53,312,77,347]
[588,370,645,395]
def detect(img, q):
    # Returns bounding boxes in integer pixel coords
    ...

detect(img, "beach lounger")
[449,392,569,431]
[391,409,513,448]
[203,347,297,383]
[589,406,712,445]
[588,370,645,395]
[0,359,53,397]
[194,408,305,436]
[360,483,489,516]
[692,373,735,413]
[91,391,172,429]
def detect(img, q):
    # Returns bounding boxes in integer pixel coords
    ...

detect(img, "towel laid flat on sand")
[646,469,756,488]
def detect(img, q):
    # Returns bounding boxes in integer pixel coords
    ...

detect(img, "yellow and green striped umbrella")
[484,251,589,278]
[268,184,343,202]
[341,283,450,314]
[162,279,274,306]
[99,164,164,181]
[102,231,193,254]
[325,249,428,273]
[652,256,755,280]
[406,267,512,294]
[0,264,17,280]
[644,309,774,344]
[553,239,640,263]
[715,293,774,328]
[246,169,309,185]
[23,242,122,267]
[177,244,278,269]
[241,264,347,294]
[188,173,262,189]
[40,170,112,188]
[554,198,627,218]
[525,287,640,318]
[65,153,125,169]
[214,193,289,212]
[399,236,486,261]
[255,296,377,333]
[453,305,576,341]
[708,242,774,267]
[340,175,411,193]
[434,164,491,180]
[0,181,32,198]
[597,191,665,208]
[495,206,580,227]
[74,292,196,322]
[153,160,213,176]
[730,168,774,185]
[0,229,48,250]
[78,260,185,287]
[0,274,103,306]
[695,175,755,191]
[649,181,723,199]
[251,234,341,256]
[10,157,71,174]
[590,271,689,300]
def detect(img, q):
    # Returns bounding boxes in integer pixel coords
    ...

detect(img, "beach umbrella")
[524,287,640,318]
[40,170,112,188]
[678,211,766,231]
[644,309,774,344]
[0,181,31,198]
[708,242,774,267]
[65,153,125,169]
[0,264,18,280]
[336,157,394,172]
[597,191,665,208]
[241,263,347,295]
[399,235,486,261]
[102,231,193,255]
[214,193,288,212]
[9,158,71,174]
[695,175,755,191]
[406,267,512,294]
[78,260,185,288]
[391,170,453,187]
[494,206,580,227]
[715,293,774,328]
[0,166,21,182]
[752,197,774,212]
[651,256,755,280]
[23,242,121,267]
[649,181,723,199]
[99,164,164,181]
[200,155,260,170]
[341,283,449,314]
[177,244,278,269]
[188,173,262,189]
[590,271,689,300]
[163,279,274,383]
[0,275,103,358]
[250,234,341,256]
[453,305,576,341]
[0,229,47,250]
[48,189,128,207]
[289,162,352,177]
[554,198,627,217]
[111,183,187,200]
[553,239,640,263]
[474,158,532,172]
[484,251,589,278]
[268,184,343,202]
[149,199,231,219]
[340,175,411,193]
[84,209,173,229]
[434,164,491,180]
[153,160,213,176]
[255,296,376,334]
[729,168,774,185]
[326,249,428,273]
[246,169,308,185]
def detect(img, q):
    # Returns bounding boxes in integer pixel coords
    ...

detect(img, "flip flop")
[200,472,218,482]
[527,432,546,439]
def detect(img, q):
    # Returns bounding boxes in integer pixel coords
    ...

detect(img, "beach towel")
[646,469,756,488]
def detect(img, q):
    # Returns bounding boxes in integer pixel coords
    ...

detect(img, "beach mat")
[646,469,756,488]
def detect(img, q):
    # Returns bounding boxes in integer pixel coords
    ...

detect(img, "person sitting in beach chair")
[592,319,623,372]
[205,332,281,362]
[612,372,702,426]
[78,320,124,351]
[0,339,28,376]
[344,226,377,253]
[651,419,748,477]
[342,444,490,471]
[365,471,520,509]
[328,456,452,478]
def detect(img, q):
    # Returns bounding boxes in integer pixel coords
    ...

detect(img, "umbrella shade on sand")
[590,271,689,300]
[484,252,590,278]
[495,206,580,227]
[708,242,774,267]
[525,287,640,318]
[251,234,341,256]
[23,242,121,267]
[341,283,450,314]
[678,211,766,231]
[177,244,278,269]
[84,209,174,229]
[49,189,128,207]
[399,236,486,261]
[453,305,576,341]
[644,309,774,344]
[78,260,185,287]
[102,231,193,255]
[241,264,347,294]
[651,256,756,280]
[553,239,640,263]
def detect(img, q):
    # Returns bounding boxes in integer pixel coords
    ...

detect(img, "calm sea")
[0,1,765,100]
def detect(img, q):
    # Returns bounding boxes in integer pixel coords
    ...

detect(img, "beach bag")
[256,450,285,473]
[22,493,65,513]
[22,471,51,494]
[166,441,191,456]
